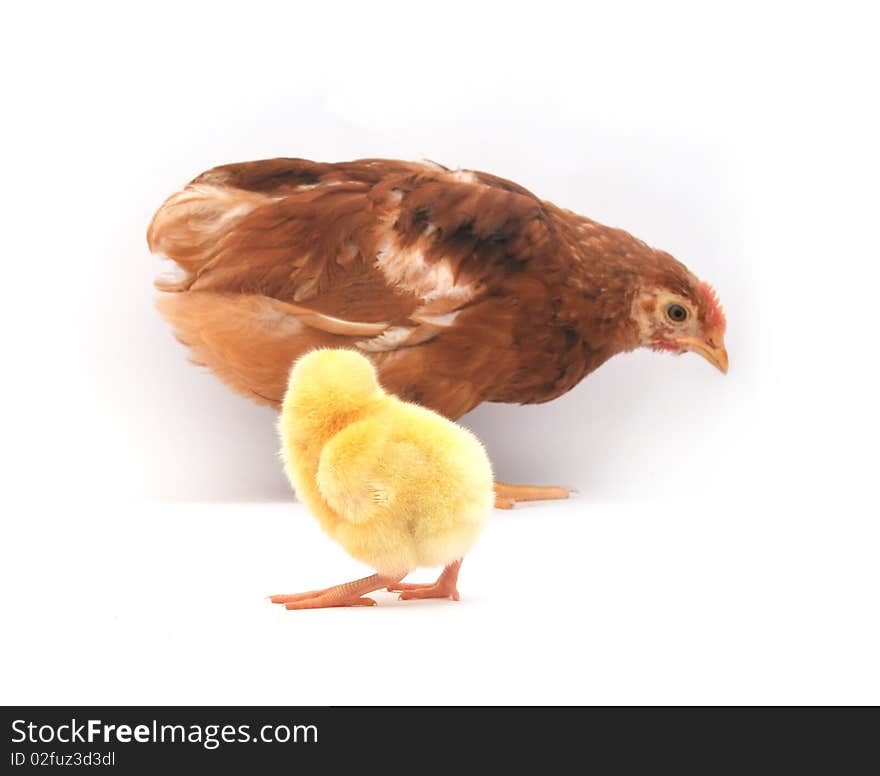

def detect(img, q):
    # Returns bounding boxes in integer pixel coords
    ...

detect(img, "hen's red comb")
[699,281,726,333]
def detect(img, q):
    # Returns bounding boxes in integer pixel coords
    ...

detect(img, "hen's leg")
[269,572,404,610]
[387,560,462,601]
[494,482,571,510]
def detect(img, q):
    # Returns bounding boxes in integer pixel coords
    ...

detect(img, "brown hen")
[147,157,727,507]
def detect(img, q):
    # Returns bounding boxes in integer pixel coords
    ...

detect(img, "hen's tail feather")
[148,177,401,404]
[147,181,278,292]
[155,292,351,407]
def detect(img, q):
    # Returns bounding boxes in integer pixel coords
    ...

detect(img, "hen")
[148,157,727,507]
[271,348,493,609]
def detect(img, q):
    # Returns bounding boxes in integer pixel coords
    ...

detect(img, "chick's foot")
[269,572,404,610]
[387,560,462,601]
[494,481,571,509]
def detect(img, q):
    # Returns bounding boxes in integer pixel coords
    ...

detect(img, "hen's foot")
[387,560,462,601]
[269,572,404,610]
[494,481,571,510]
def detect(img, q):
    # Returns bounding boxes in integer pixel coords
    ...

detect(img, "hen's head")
[632,272,728,374]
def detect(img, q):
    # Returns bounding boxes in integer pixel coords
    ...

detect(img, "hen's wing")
[148,158,569,418]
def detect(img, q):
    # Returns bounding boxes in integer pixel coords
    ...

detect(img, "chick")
[270,349,494,609]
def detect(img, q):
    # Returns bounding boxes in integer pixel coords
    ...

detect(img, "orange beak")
[677,334,729,374]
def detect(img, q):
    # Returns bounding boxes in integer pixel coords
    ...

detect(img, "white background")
[2,1,878,704]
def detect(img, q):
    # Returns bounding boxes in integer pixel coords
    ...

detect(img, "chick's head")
[283,349,384,436]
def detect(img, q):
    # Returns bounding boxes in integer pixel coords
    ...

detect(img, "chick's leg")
[387,560,462,601]
[494,481,571,510]
[269,572,404,610]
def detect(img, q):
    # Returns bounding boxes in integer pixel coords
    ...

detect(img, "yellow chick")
[270,348,494,609]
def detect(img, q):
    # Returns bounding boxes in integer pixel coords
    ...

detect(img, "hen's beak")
[677,335,728,374]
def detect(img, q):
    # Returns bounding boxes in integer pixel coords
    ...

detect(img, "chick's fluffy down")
[280,349,494,575]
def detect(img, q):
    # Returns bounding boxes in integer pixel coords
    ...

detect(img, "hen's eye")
[666,303,688,323]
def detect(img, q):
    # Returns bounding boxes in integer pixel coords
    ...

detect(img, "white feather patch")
[154,255,190,288]
[374,229,475,306]
[450,169,477,183]
[356,326,415,352]
[410,310,462,328]
[355,325,440,352]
